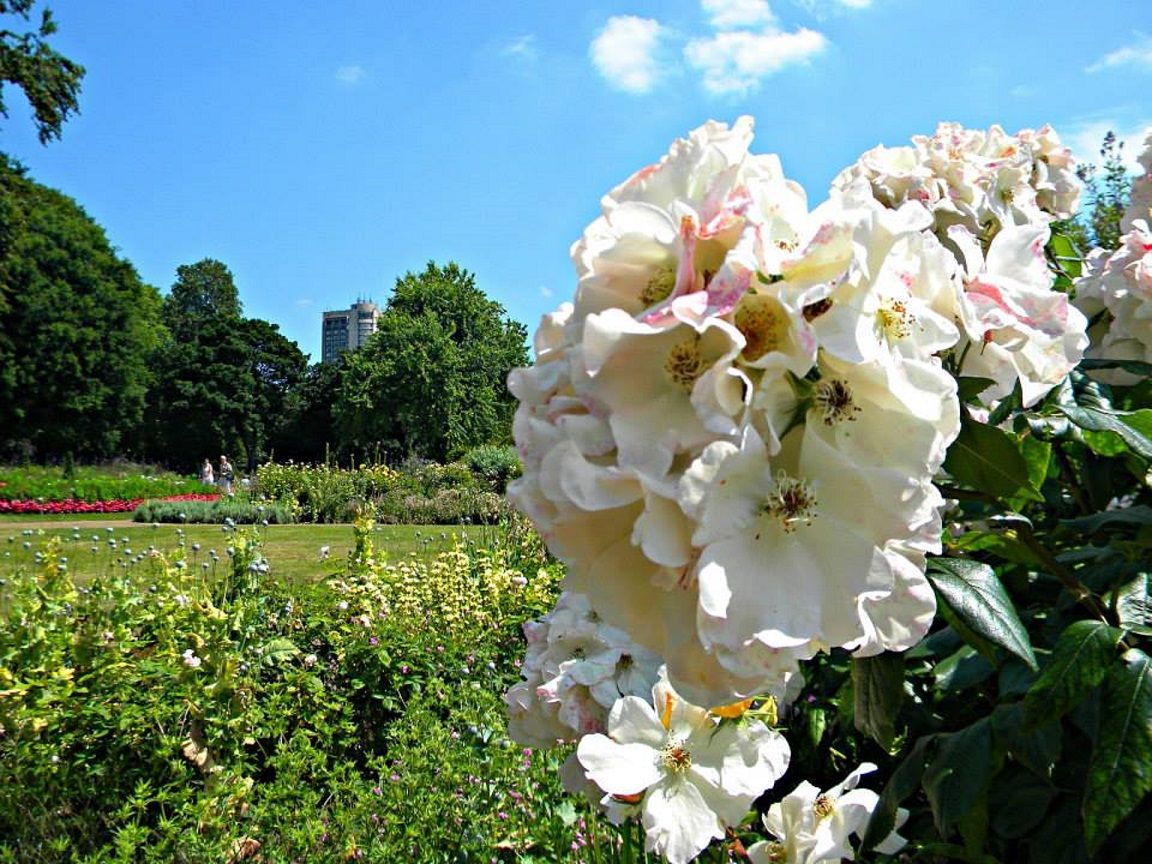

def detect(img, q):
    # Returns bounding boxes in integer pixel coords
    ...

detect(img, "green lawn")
[1,521,492,584]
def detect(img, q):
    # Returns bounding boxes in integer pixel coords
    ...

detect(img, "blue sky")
[2,0,1149,362]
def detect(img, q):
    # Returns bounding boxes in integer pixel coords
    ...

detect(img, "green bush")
[0,463,209,502]
[372,487,507,525]
[462,444,522,493]
[132,499,295,524]
[253,460,498,525]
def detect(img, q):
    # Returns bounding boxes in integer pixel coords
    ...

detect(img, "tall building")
[321,300,380,364]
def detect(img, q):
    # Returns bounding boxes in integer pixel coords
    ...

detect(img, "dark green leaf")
[951,529,1043,568]
[1018,435,1052,497]
[1024,621,1123,727]
[988,768,1057,839]
[853,652,904,749]
[1078,357,1152,378]
[958,376,997,403]
[928,558,1038,670]
[860,734,934,852]
[1059,505,1152,534]
[923,717,994,835]
[958,793,989,858]
[944,415,1042,502]
[992,703,1062,777]
[1059,405,1152,460]
[1084,648,1152,854]
[1030,794,1092,864]
[934,645,994,693]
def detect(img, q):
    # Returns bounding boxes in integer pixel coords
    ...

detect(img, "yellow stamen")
[664,338,705,393]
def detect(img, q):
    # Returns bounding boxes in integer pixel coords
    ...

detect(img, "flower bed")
[0,492,220,515]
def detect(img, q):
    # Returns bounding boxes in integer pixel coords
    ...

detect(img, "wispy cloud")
[686,26,826,95]
[334,65,366,86]
[1065,118,1152,174]
[539,285,554,299]
[590,16,666,94]
[295,297,314,309]
[504,34,539,62]
[1087,34,1152,73]
[794,0,873,16]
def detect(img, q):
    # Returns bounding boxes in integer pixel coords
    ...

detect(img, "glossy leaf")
[1023,621,1123,726]
[1059,405,1152,461]
[853,652,904,749]
[1084,649,1152,854]
[928,558,1038,670]
[1117,573,1152,637]
[944,415,1042,502]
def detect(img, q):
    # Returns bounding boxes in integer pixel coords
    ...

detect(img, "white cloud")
[539,285,554,298]
[1087,34,1152,73]
[295,298,314,309]
[590,16,666,93]
[794,0,872,15]
[334,65,366,85]
[504,34,539,61]
[701,0,776,29]
[1066,119,1152,174]
[685,26,827,95]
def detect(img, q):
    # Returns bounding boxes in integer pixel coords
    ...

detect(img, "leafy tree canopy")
[163,258,243,339]
[146,259,305,471]
[0,0,84,144]
[0,154,164,458]
[336,261,529,462]
[1075,130,1133,252]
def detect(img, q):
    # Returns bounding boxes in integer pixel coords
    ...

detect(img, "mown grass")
[1,521,491,585]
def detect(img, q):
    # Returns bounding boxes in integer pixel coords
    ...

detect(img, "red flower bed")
[0,493,220,515]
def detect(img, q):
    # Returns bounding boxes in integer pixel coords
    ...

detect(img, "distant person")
[219,456,234,493]
[199,458,214,486]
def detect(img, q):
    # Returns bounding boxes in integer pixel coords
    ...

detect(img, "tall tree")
[0,1,84,144]
[1076,130,1132,252]
[0,154,164,458]
[145,259,305,471]
[270,359,345,463]
[163,258,243,338]
[237,317,307,472]
[336,261,529,462]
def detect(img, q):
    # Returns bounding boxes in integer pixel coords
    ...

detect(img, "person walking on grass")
[200,458,214,486]
[219,455,234,493]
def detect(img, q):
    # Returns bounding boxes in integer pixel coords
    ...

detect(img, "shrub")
[132,499,294,524]
[462,444,522,493]
[0,463,209,503]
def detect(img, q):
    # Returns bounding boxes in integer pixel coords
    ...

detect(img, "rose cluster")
[505,117,1088,863]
